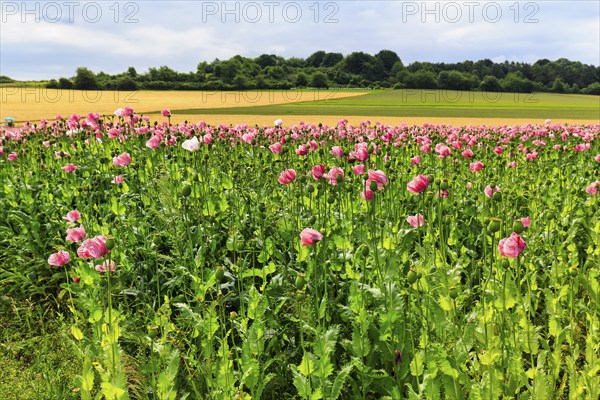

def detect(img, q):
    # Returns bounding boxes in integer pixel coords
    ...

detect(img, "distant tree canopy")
[45,51,599,94]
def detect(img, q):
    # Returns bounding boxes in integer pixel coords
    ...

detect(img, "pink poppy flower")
[586,181,599,195]
[407,174,430,193]
[62,163,78,172]
[360,188,374,201]
[77,235,109,259]
[354,147,369,161]
[146,135,162,149]
[352,164,365,175]
[296,144,308,156]
[63,210,81,222]
[161,109,171,117]
[330,146,345,158]
[595,155,600,162]
[8,152,18,161]
[300,228,323,246]
[484,185,501,198]
[406,213,424,228]
[278,169,296,185]
[43,141,51,147]
[114,106,134,117]
[274,118,283,126]
[112,152,132,167]
[48,250,71,266]
[112,175,124,184]
[469,161,484,172]
[435,143,451,158]
[466,182,472,189]
[269,142,283,154]
[310,164,326,180]
[324,166,344,185]
[410,156,421,165]
[95,260,116,273]
[461,149,473,158]
[66,225,86,243]
[494,146,504,155]
[367,169,389,190]
[519,217,531,228]
[498,232,527,258]
[508,161,517,168]
[526,151,539,160]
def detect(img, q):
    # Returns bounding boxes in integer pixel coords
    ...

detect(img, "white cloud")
[1,0,598,80]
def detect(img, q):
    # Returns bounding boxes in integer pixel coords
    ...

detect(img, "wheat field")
[0,88,365,124]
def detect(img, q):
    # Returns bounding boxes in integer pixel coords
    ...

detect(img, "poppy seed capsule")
[449,286,459,299]
[440,180,449,190]
[105,238,115,250]
[370,180,378,191]
[147,325,158,339]
[513,221,525,234]
[488,218,501,233]
[492,191,502,202]
[181,185,192,197]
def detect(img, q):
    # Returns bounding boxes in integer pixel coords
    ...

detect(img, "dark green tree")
[74,67,100,90]
[479,75,503,92]
[310,72,329,88]
[375,50,401,72]
[295,73,308,87]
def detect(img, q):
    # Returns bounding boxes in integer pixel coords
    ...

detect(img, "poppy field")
[1,109,599,399]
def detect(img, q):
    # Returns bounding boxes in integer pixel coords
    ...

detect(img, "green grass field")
[171,90,600,120]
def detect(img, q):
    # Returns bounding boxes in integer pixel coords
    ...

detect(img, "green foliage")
[1,118,599,398]
[44,53,598,93]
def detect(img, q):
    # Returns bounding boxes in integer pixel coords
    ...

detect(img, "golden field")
[0,88,365,123]
[2,87,598,127]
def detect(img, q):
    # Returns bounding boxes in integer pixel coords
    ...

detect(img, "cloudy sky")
[1,0,598,80]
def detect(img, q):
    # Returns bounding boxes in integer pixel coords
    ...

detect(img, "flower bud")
[407,269,418,284]
[360,245,369,257]
[295,274,306,289]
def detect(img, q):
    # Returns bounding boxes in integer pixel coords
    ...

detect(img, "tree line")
[44,50,600,94]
